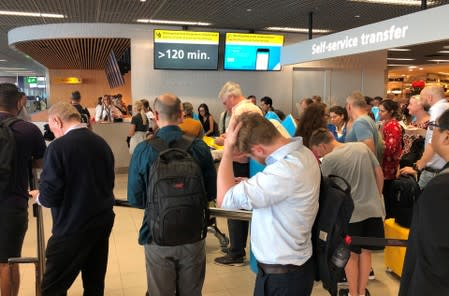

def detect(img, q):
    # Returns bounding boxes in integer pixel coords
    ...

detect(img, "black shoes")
[214,254,245,266]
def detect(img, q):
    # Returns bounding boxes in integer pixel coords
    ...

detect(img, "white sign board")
[282,4,449,65]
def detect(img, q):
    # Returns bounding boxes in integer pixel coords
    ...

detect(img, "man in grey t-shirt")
[310,128,385,296]
[345,92,383,163]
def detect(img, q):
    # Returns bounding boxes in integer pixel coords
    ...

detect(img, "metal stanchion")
[8,168,45,296]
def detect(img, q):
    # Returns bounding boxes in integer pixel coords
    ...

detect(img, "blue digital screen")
[224,33,284,71]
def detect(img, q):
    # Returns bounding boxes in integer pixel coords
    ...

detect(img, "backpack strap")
[147,137,169,153]
[171,135,194,152]
[1,116,21,128]
[440,167,449,175]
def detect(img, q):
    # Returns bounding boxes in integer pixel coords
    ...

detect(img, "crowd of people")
[1,80,449,296]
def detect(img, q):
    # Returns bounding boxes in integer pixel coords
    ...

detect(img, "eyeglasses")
[429,122,448,131]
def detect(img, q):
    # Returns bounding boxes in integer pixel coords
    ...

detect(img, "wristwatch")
[412,162,423,172]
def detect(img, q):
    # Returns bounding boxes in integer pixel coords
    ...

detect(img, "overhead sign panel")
[153,30,219,70]
[281,4,449,65]
[224,33,284,71]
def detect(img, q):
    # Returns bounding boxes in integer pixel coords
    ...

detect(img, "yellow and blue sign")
[224,33,284,71]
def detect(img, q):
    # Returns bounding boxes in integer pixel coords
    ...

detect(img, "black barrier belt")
[350,236,408,247]
[114,199,407,247]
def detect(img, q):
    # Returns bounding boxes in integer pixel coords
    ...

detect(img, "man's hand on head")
[224,117,242,152]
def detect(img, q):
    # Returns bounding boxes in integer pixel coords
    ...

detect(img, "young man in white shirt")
[217,112,320,295]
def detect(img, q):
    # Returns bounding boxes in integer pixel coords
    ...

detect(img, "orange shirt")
[179,117,203,138]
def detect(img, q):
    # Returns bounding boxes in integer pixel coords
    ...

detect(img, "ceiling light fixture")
[409,66,417,68]
[349,0,435,6]
[387,64,414,67]
[388,48,411,52]
[137,19,211,26]
[438,72,449,75]
[0,59,6,62]
[437,50,449,54]
[265,27,331,34]
[0,10,65,18]
[427,59,449,63]
[386,58,415,61]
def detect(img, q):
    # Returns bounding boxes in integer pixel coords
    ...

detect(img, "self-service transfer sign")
[153,30,219,70]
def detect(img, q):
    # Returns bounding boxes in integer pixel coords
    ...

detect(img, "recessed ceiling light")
[246,8,252,12]
[0,59,6,62]
[387,64,414,67]
[387,58,415,61]
[437,50,449,54]
[348,0,435,6]
[137,19,211,26]
[438,72,449,75]
[265,27,331,34]
[388,48,411,52]
[409,66,417,69]
[140,0,146,2]
[427,59,449,63]
[419,67,423,70]
[0,10,65,18]
[354,15,361,18]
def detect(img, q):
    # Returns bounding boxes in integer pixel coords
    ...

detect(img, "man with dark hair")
[260,96,286,121]
[247,95,257,105]
[399,109,449,295]
[128,93,216,295]
[309,128,385,296]
[0,83,46,296]
[70,90,91,127]
[29,102,115,295]
[218,112,320,295]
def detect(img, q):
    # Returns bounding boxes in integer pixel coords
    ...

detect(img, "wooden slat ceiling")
[14,38,130,69]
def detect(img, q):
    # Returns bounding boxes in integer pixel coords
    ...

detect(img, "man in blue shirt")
[128,93,216,295]
[217,112,320,296]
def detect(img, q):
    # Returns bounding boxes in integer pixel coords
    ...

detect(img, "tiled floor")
[17,174,401,295]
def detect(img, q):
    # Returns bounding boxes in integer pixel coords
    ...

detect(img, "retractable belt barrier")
[114,199,406,247]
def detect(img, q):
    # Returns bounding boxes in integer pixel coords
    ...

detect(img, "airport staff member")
[217,113,320,295]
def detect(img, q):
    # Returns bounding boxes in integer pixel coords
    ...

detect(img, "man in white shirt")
[218,112,320,295]
[214,81,263,266]
[400,86,449,188]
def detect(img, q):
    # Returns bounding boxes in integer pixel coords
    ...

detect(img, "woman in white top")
[95,95,121,122]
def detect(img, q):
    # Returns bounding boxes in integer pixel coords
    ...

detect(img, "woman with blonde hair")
[128,100,149,154]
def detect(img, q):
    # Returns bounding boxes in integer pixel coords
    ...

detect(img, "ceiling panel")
[14,38,130,69]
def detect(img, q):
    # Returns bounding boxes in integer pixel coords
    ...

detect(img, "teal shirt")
[127,125,217,245]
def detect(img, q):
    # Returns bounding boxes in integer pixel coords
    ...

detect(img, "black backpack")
[313,174,354,296]
[0,117,20,193]
[146,135,209,246]
[391,175,421,228]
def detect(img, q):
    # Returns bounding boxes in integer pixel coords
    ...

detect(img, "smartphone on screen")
[255,48,269,70]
